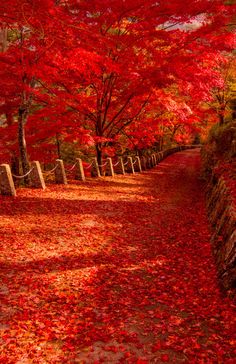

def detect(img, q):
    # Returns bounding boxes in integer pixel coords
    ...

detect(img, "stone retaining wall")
[205,172,236,294]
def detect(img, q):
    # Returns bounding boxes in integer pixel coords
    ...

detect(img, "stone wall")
[202,123,236,295]
[205,171,236,293]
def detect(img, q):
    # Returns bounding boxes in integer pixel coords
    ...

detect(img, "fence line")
[12,167,34,179]
[99,161,108,168]
[43,165,58,175]
[65,161,78,172]
[0,145,201,196]
[113,161,120,167]
[83,162,94,169]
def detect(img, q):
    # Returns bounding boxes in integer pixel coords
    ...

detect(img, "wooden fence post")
[151,155,154,166]
[91,158,101,177]
[150,155,155,167]
[126,156,135,174]
[134,156,142,172]
[106,158,115,177]
[30,161,46,189]
[0,164,16,196]
[75,158,85,181]
[114,157,125,175]
[119,157,126,175]
[55,159,67,184]
[152,154,157,166]
[157,153,161,162]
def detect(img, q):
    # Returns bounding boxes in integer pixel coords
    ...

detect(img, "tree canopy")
[0,0,235,171]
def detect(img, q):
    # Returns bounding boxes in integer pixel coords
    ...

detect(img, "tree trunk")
[18,108,30,185]
[96,143,103,174]
[11,154,20,186]
[219,113,225,126]
[56,133,61,159]
[0,28,8,52]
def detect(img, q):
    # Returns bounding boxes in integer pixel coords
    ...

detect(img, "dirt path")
[0,149,235,363]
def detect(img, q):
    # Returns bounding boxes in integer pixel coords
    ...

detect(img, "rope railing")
[43,164,59,176]
[12,167,34,179]
[99,161,108,168]
[113,160,120,167]
[83,161,94,170]
[65,161,78,172]
[1,145,200,197]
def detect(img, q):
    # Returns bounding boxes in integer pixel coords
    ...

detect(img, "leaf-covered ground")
[0,149,235,363]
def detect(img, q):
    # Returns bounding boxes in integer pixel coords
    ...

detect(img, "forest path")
[0,149,235,363]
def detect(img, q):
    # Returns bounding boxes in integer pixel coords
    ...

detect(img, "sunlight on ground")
[0,151,235,363]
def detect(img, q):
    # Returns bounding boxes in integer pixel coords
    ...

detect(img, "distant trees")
[210,57,236,125]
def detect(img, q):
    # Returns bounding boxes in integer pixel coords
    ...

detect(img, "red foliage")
[0,0,235,162]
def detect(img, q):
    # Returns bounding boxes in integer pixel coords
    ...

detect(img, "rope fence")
[12,167,34,179]
[43,164,58,176]
[65,161,78,172]
[99,161,108,168]
[0,145,200,196]
[83,162,94,170]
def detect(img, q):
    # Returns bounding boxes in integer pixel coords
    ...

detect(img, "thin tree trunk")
[17,28,35,185]
[11,154,20,186]
[96,143,103,174]
[219,113,225,126]
[18,108,30,185]
[56,133,61,159]
[0,28,8,52]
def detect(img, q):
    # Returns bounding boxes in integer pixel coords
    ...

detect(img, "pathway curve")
[0,149,235,363]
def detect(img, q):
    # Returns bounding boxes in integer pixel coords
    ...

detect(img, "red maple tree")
[0,0,235,175]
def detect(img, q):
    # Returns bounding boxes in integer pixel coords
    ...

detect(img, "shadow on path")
[0,149,235,363]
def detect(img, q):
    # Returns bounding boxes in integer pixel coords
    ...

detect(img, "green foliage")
[201,119,235,180]
[60,142,95,164]
[60,142,79,164]
[207,121,235,159]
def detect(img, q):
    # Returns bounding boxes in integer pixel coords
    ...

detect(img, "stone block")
[30,161,46,189]
[106,158,115,177]
[91,158,101,177]
[75,158,86,181]
[119,157,126,175]
[126,157,135,174]
[0,164,16,196]
[135,156,142,172]
[55,159,67,184]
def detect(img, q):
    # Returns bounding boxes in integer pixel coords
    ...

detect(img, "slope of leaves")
[0,149,235,363]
